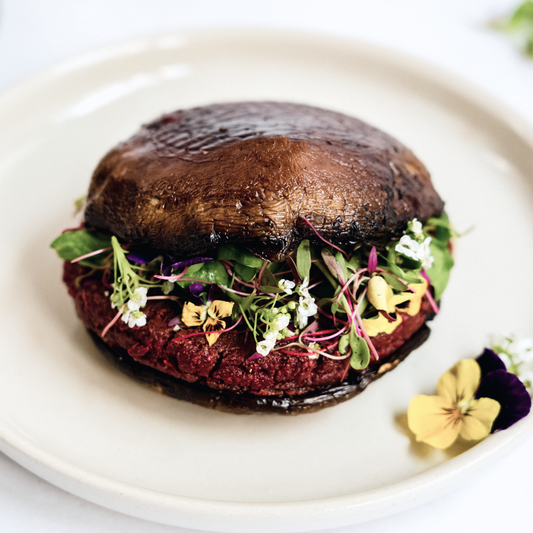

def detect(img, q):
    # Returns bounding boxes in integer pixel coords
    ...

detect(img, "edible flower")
[182,299,234,346]
[476,348,532,431]
[395,235,434,269]
[407,359,501,449]
[278,279,296,295]
[127,287,148,311]
[121,309,147,328]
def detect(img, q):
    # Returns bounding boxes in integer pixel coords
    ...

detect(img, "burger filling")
[51,214,455,372]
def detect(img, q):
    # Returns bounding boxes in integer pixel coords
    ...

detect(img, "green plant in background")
[491,1,533,57]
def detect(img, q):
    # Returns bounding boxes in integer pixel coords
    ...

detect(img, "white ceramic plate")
[1,30,533,533]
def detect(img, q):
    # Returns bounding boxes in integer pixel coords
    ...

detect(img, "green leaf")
[335,251,349,284]
[217,244,264,268]
[259,285,285,294]
[50,229,112,267]
[380,272,408,291]
[349,331,370,370]
[296,239,311,280]
[509,1,533,28]
[321,249,346,284]
[234,262,258,282]
[348,252,361,270]
[177,260,229,289]
[426,241,454,300]
[261,267,278,288]
[186,262,204,275]
[338,334,350,355]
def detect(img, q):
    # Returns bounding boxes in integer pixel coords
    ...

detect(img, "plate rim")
[1,28,533,532]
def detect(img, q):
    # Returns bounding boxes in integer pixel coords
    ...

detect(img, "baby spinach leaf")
[217,244,264,268]
[234,262,258,282]
[426,241,454,300]
[177,260,229,289]
[50,229,111,267]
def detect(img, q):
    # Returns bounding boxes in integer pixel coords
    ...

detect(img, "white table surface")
[1,0,532,531]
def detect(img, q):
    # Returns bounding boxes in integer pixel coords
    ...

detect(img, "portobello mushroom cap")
[84,102,444,260]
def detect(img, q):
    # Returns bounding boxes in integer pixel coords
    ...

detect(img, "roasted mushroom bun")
[52,102,455,414]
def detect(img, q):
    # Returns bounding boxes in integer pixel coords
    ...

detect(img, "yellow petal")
[208,300,234,320]
[367,276,394,313]
[182,302,207,327]
[392,277,428,316]
[436,359,480,405]
[203,317,226,346]
[362,312,402,337]
[407,395,461,449]
[459,398,501,441]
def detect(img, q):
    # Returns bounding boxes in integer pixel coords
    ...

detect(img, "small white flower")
[256,337,276,356]
[173,324,181,332]
[296,296,318,329]
[127,287,148,311]
[420,237,434,269]
[307,342,320,359]
[395,235,420,260]
[395,235,434,269]
[411,218,423,235]
[264,331,278,343]
[278,279,296,295]
[121,309,147,328]
[275,314,291,331]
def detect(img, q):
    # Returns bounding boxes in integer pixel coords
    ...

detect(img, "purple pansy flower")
[475,348,531,431]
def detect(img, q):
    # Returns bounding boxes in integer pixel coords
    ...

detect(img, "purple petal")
[476,348,507,377]
[189,283,205,301]
[127,251,159,264]
[170,256,213,270]
[168,316,182,328]
[161,255,178,276]
[368,246,377,274]
[475,369,531,431]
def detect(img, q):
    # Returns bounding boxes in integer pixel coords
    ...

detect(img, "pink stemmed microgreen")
[420,269,439,315]
[71,247,112,264]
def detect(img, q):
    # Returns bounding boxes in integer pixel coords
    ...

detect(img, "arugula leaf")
[217,244,264,268]
[426,241,454,300]
[50,229,111,267]
[296,239,311,280]
[349,330,370,370]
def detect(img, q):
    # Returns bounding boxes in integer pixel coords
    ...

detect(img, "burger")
[51,102,455,414]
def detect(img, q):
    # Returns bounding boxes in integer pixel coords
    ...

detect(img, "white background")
[1,1,532,532]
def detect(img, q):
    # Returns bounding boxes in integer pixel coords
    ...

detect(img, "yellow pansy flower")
[182,300,234,346]
[407,359,501,449]
[362,275,428,337]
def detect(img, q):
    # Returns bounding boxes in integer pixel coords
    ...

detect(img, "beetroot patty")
[64,261,433,397]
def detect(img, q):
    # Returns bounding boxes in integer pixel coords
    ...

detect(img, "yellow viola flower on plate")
[407,359,501,449]
[182,300,234,346]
